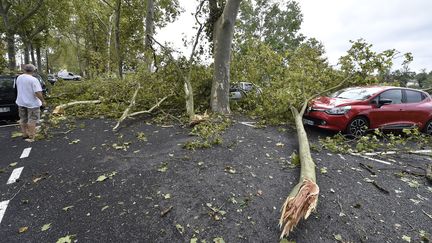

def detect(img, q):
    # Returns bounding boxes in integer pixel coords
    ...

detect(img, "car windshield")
[331,87,382,100]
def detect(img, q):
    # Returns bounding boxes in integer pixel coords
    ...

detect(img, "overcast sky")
[157,0,432,72]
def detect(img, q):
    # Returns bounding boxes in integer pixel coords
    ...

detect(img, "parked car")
[302,86,432,136]
[57,70,82,81]
[230,82,262,100]
[47,74,58,85]
[0,74,48,120]
[0,75,19,119]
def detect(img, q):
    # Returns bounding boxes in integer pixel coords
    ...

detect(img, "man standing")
[15,64,46,142]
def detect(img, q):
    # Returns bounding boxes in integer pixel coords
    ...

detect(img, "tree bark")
[210,0,241,114]
[30,43,36,65]
[144,0,154,72]
[36,44,42,70]
[6,33,16,70]
[114,0,123,79]
[23,41,30,64]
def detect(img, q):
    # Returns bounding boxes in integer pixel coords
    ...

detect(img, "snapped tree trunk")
[210,0,241,114]
[144,0,154,72]
[279,104,319,238]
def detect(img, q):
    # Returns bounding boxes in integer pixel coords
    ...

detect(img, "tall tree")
[236,0,304,52]
[0,0,44,70]
[144,0,154,72]
[208,0,242,114]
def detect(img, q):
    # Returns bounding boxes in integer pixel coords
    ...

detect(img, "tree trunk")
[23,42,30,64]
[36,44,42,70]
[45,49,49,73]
[107,14,113,73]
[6,32,16,71]
[144,0,154,72]
[210,0,241,114]
[114,0,123,79]
[30,43,36,65]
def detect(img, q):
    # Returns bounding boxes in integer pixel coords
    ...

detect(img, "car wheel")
[347,117,369,137]
[424,120,432,135]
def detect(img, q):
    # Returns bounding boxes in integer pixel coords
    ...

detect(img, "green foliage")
[183,116,232,150]
[236,0,304,52]
[320,128,432,154]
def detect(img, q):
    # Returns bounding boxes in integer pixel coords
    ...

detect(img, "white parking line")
[20,147,32,159]
[350,153,392,165]
[0,200,9,224]
[7,167,24,185]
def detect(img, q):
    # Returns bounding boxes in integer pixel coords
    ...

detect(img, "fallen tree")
[52,100,101,115]
[279,102,319,238]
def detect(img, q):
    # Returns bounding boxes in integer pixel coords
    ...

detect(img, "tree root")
[279,179,319,238]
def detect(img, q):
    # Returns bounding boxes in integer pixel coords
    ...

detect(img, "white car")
[57,71,82,81]
[230,82,262,100]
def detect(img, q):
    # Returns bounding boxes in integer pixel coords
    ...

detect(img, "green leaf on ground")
[402,235,411,242]
[190,238,198,243]
[163,193,171,199]
[18,226,28,233]
[9,162,17,167]
[175,224,184,235]
[69,139,80,144]
[62,205,74,211]
[41,223,51,232]
[224,166,236,174]
[97,175,108,182]
[213,237,225,243]
[334,234,343,242]
[101,205,109,211]
[157,163,168,172]
[56,234,76,243]
[320,167,328,174]
[11,131,23,138]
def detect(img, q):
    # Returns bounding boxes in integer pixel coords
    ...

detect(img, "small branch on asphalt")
[53,100,101,115]
[370,181,390,194]
[422,209,432,219]
[160,206,173,217]
[359,163,376,175]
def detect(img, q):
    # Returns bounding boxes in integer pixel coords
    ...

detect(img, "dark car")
[0,75,19,119]
[303,86,432,136]
[0,74,48,120]
[47,74,57,85]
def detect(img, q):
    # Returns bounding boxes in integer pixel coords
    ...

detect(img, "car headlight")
[325,106,351,115]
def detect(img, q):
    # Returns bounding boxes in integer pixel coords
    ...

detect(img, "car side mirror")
[377,98,392,108]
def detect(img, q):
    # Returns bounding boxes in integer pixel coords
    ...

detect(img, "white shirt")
[15,74,42,108]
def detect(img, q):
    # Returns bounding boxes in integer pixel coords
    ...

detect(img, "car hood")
[310,96,360,109]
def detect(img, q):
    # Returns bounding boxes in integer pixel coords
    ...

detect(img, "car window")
[405,90,424,103]
[331,87,382,100]
[379,89,402,104]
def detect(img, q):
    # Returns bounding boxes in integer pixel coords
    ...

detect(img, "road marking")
[350,153,392,165]
[7,167,24,185]
[0,200,9,224]
[20,147,32,159]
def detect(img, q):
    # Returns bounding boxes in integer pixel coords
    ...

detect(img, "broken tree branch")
[113,83,142,131]
[128,95,171,118]
[279,106,319,238]
[52,100,101,115]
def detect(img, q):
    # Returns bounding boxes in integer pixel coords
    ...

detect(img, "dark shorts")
[18,106,40,124]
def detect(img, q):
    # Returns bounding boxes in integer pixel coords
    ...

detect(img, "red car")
[303,86,432,136]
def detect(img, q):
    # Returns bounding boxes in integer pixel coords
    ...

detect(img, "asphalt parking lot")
[0,117,431,242]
